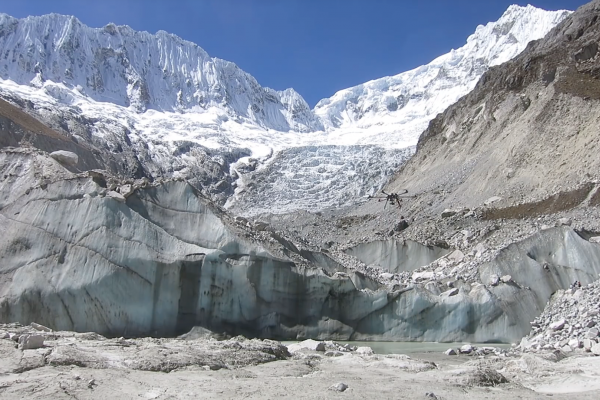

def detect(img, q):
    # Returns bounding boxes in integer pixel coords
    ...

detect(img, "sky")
[0,0,590,107]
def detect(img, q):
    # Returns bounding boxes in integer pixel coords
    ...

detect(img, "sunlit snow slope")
[314,5,571,147]
[0,6,570,214]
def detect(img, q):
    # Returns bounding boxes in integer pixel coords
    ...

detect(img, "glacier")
[0,6,571,214]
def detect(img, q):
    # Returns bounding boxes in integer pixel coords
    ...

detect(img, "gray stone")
[560,345,573,353]
[590,236,600,244]
[49,150,78,166]
[31,322,52,332]
[254,221,268,231]
[500,275,512,283]
[489,274,500,286]
[586,320,596,328]
[447,249,465,263]
[107,190,126,203]
[441,288,459,298]
[557,218,572,226]
[586,328,599,338]
[459,344,473,354]
[474,243,487,257]
[355,346,374,355]
[444,348,457,356]
[394,220,409,232]
[119,184,134,198]
[583,338,594,351]
[484,196,502,206]
[441,209,457,218]
[18,334,45,350]
[287,339,325,353]
[549,319,566,331]
[331,383,348,392]
[592,343,600,356]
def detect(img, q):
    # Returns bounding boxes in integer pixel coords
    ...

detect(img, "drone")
[367,189,411,209]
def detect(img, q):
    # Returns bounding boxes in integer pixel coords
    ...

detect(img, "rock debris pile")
[520,279,600,355]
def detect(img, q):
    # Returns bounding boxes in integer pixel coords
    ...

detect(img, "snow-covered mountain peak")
[0,6,572,214]
[313,5,571,148]
[0,13,323,132]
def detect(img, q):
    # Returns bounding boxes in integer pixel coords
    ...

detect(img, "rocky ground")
[519,279,600,354]
[257,183,600,290]
[1,323,600,399]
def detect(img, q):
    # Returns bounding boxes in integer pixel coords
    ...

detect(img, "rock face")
[386,0,600,216]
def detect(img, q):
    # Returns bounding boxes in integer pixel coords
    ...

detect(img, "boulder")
[549,319,566,331]
[557,218,572,226]
[49,150,78,166]
[484,196,502,206]
[459,344,473,354]
[31,322,52,332]
[500,275,512,284]
[286,339,325,353]
[474,243,487,257]
[583,338,594,351]
[592,343,600,356]
[119,184,134,198]
[18,334,45,350]
[355,346,374,356]
[447,249,465,263]
[444,348,457,356]
[440,288,459,298]
[441,209,457,218]
[394,220,409,232]
[489,274,500,286]
[254,221,269,231]
[560,345,573,353]
[107,190,126,203]
[586,320,597,328]
[330,383,348,392]
[586,328,599,338]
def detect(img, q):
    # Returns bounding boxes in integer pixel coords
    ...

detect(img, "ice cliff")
[2,150,600,342]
